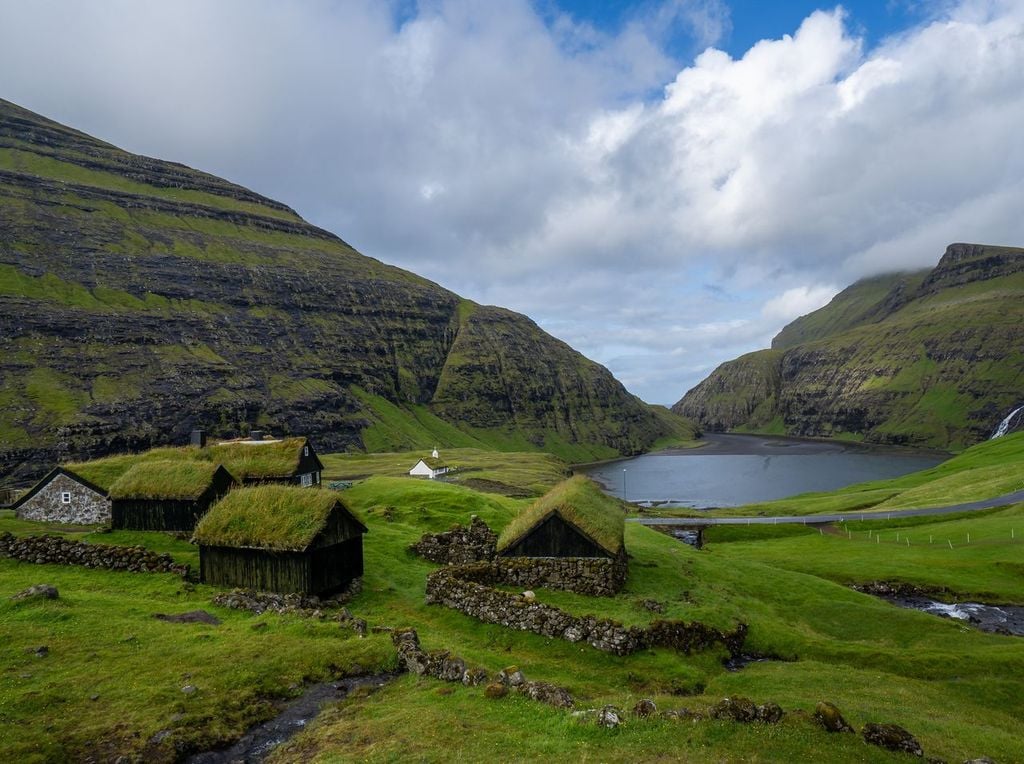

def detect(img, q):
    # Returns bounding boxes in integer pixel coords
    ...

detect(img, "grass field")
[2,445,1024,762]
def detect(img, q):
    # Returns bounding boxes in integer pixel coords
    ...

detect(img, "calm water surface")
[583,433,947,508]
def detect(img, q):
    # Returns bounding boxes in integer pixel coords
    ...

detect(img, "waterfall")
[991,405,1024,439]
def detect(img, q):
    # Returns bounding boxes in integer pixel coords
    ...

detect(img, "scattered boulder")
[484,682,508,699]
[814,701,854,733]
[633,699,657,718]
[181,685,198,696]
[499,666,525,687]
[640,599,666,614]
[520,681,574,709]
[710,696,758,723]
[462,668,490,687]
[598,705,623,728]
[756,702,785,724]
[963,758,995,763]
[152,610,221,625]
[11,584,58,601]
[26,645,49,658]
[862,722,924,757]
[522,590,536,602]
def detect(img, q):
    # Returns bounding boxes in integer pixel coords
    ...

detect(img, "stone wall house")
[495,475,629,594]
[11,467,110,525]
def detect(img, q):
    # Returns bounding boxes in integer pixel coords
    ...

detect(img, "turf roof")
[108,460,232,500]
[206,437,309,480]
[66,437,312,490]
[193,485,362,551]
[496,475,625,556]
[415,457,448,470]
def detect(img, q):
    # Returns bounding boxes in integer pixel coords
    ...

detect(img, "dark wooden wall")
[499,514,611,559]
[200,546,312,593]
[200,538,363,596]
[112,498,207,531]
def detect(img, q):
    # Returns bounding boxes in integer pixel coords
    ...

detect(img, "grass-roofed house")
[10,467,110,525]
[208,434,324,487]
[193,485,367,596]
[408,448,449,480]
[109,460,237,532]
[496,475,628,595]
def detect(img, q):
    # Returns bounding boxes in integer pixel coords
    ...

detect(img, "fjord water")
[584,433,946,508]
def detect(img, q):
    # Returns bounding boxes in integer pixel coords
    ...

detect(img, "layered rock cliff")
[0,99,694,482]
[673,243,1024,449]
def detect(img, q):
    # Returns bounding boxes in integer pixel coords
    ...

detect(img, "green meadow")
[1,441,1023,761]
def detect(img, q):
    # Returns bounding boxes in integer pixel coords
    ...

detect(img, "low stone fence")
[451,557,627,597]
[0,532,189,577]
[426,565,745,657]
[409,516,497,565]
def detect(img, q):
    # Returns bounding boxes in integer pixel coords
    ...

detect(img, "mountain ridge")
[0,99,694,482]
[673,243,1024,449]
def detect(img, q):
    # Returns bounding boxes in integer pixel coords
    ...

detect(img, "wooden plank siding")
[498,513,612,559]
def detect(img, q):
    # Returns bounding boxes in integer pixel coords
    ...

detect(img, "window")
[301,473,313,487]
[304,446,309,456]
[60,492,72,504]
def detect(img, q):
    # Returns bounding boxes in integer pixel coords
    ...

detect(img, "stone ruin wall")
[410,517,626,596]
[0,533,189,576]
[425,565,746,658]
[15,473,111,525]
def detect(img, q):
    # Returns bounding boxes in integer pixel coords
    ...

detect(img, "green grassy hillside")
[674,243,1024,449]
[3,446,1023,761]
[0,99,696,483]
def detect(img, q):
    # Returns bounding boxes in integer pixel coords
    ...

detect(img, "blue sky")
[549,0,937,58]
[2,0,1022,404]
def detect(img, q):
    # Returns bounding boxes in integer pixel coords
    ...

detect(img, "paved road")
[631,489,1024,527]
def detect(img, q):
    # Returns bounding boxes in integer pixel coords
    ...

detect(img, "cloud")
[1,0,1022,405]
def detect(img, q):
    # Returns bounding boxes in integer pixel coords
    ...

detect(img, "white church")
[408,448,450,479]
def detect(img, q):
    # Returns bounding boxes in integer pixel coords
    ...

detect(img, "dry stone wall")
[425,566,746,657]
[409,516,497,565]
[410,518,626,596]
[15,473,110,525]
[0,533,188,576]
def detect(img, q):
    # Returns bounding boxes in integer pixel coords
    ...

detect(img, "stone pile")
[425,566,746,657]
[409,516,497,564]
[212,588,332,618]
[0,532,188,576]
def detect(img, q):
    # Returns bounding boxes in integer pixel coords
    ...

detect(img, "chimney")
[190,429,207,448]
[249,430,264,441]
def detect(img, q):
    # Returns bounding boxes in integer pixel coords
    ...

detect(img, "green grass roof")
[193,485,359,551]
[67,447,196,491]
[66,437,311,490]
[496,475,625,556]
[206,437,309,480]
[417,457,447,470]
[108,460,231,500]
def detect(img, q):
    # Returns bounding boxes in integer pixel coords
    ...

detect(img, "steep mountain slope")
[673,243,1024,449]
[0,99,694,481]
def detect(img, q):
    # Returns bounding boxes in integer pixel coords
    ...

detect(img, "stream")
[888,597,1024,636]
[187,672,397,763]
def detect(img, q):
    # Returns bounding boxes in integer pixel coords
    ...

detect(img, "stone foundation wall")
[453,557,627,597]
[425,566,745,657]
[0,533,189,576]
[410,518,626,596]
[16,473,110,525]
[409,516,497,565]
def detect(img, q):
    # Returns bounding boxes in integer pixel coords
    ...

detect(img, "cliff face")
[673,244,1024,449]
[0,99,693,481]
